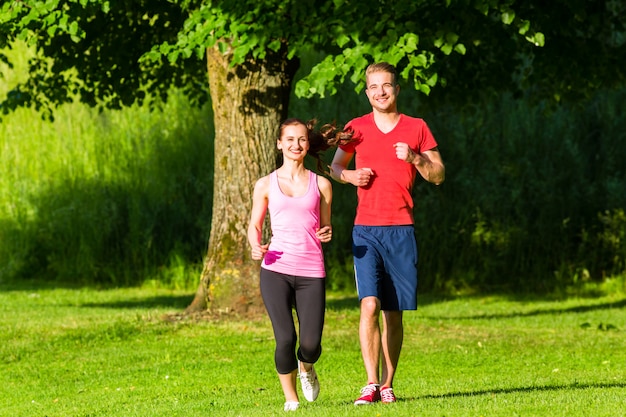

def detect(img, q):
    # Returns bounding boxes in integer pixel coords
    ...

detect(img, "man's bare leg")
[380,310,403,389]
[359,296,382,384]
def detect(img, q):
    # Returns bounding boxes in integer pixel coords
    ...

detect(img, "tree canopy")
[2,0,625,117]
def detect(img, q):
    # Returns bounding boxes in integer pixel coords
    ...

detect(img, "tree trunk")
[184,45,298,314]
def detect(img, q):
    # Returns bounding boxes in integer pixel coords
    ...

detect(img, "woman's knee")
[298,344,322,364]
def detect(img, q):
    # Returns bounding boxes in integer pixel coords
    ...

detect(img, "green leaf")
[426,73,438,87]
[400,65,411,80]
[501,10,515,25]
[267,39,281,52]
[167,50,179,63]
[400,33,419,53]
[386,28,398,42]
[294,79,310,97]
[139,50,162,63]
[336,34,350,48]
[476,3,489,15]
[410,53,428,68]
[181,46,193,59]
[232,45,250,65]
[446,32,459,44]
[526,32,545,47]
[69,21,79,36]
[518,19,530,35]
[59,13,68,29]
[159,43,171,55]
[217,41,229,54]
[434,35,443,48]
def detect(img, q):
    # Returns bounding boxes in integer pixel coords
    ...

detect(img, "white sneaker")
[284,401,299,411]
[298,362,320,402]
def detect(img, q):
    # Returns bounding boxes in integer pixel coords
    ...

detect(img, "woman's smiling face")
[278,123,309,160]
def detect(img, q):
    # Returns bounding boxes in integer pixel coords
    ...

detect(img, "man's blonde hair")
[365,62,397,85]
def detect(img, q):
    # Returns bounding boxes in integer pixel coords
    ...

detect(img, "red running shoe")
[380,387,396,403]
[354,383,381,405]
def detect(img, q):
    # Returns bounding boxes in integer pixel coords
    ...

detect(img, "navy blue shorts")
[352,225,418,311]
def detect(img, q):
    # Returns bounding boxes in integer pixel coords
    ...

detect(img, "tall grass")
[1,44,214,286]
[2,41,626,293]
[415,90,626,293]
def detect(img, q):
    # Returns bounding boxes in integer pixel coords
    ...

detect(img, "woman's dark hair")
[278,118,354,175]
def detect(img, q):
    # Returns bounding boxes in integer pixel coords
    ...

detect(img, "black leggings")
[260,268,326,375]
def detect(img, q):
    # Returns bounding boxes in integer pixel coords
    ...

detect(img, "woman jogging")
[247,118,350,411]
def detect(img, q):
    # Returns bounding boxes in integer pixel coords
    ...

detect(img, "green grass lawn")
[1,281,625,416]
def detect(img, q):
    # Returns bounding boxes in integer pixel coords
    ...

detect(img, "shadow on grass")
[0,281,193,310]
[410,381,626,401]
[326,295,359,311]
[429,298,626,320]
[326,293,466,313]
[79,295,194,310]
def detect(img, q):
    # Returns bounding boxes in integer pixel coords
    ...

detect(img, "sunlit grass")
[1,283,624,416]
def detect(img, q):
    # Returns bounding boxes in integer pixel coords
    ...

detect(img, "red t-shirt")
[340,113,438,225]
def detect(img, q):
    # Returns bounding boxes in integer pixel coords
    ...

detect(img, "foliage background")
[1,43,625,294]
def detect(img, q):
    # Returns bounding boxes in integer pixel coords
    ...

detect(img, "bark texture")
[185,45,298,314]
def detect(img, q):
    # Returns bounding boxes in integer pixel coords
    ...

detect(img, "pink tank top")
[261,170,326,278]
